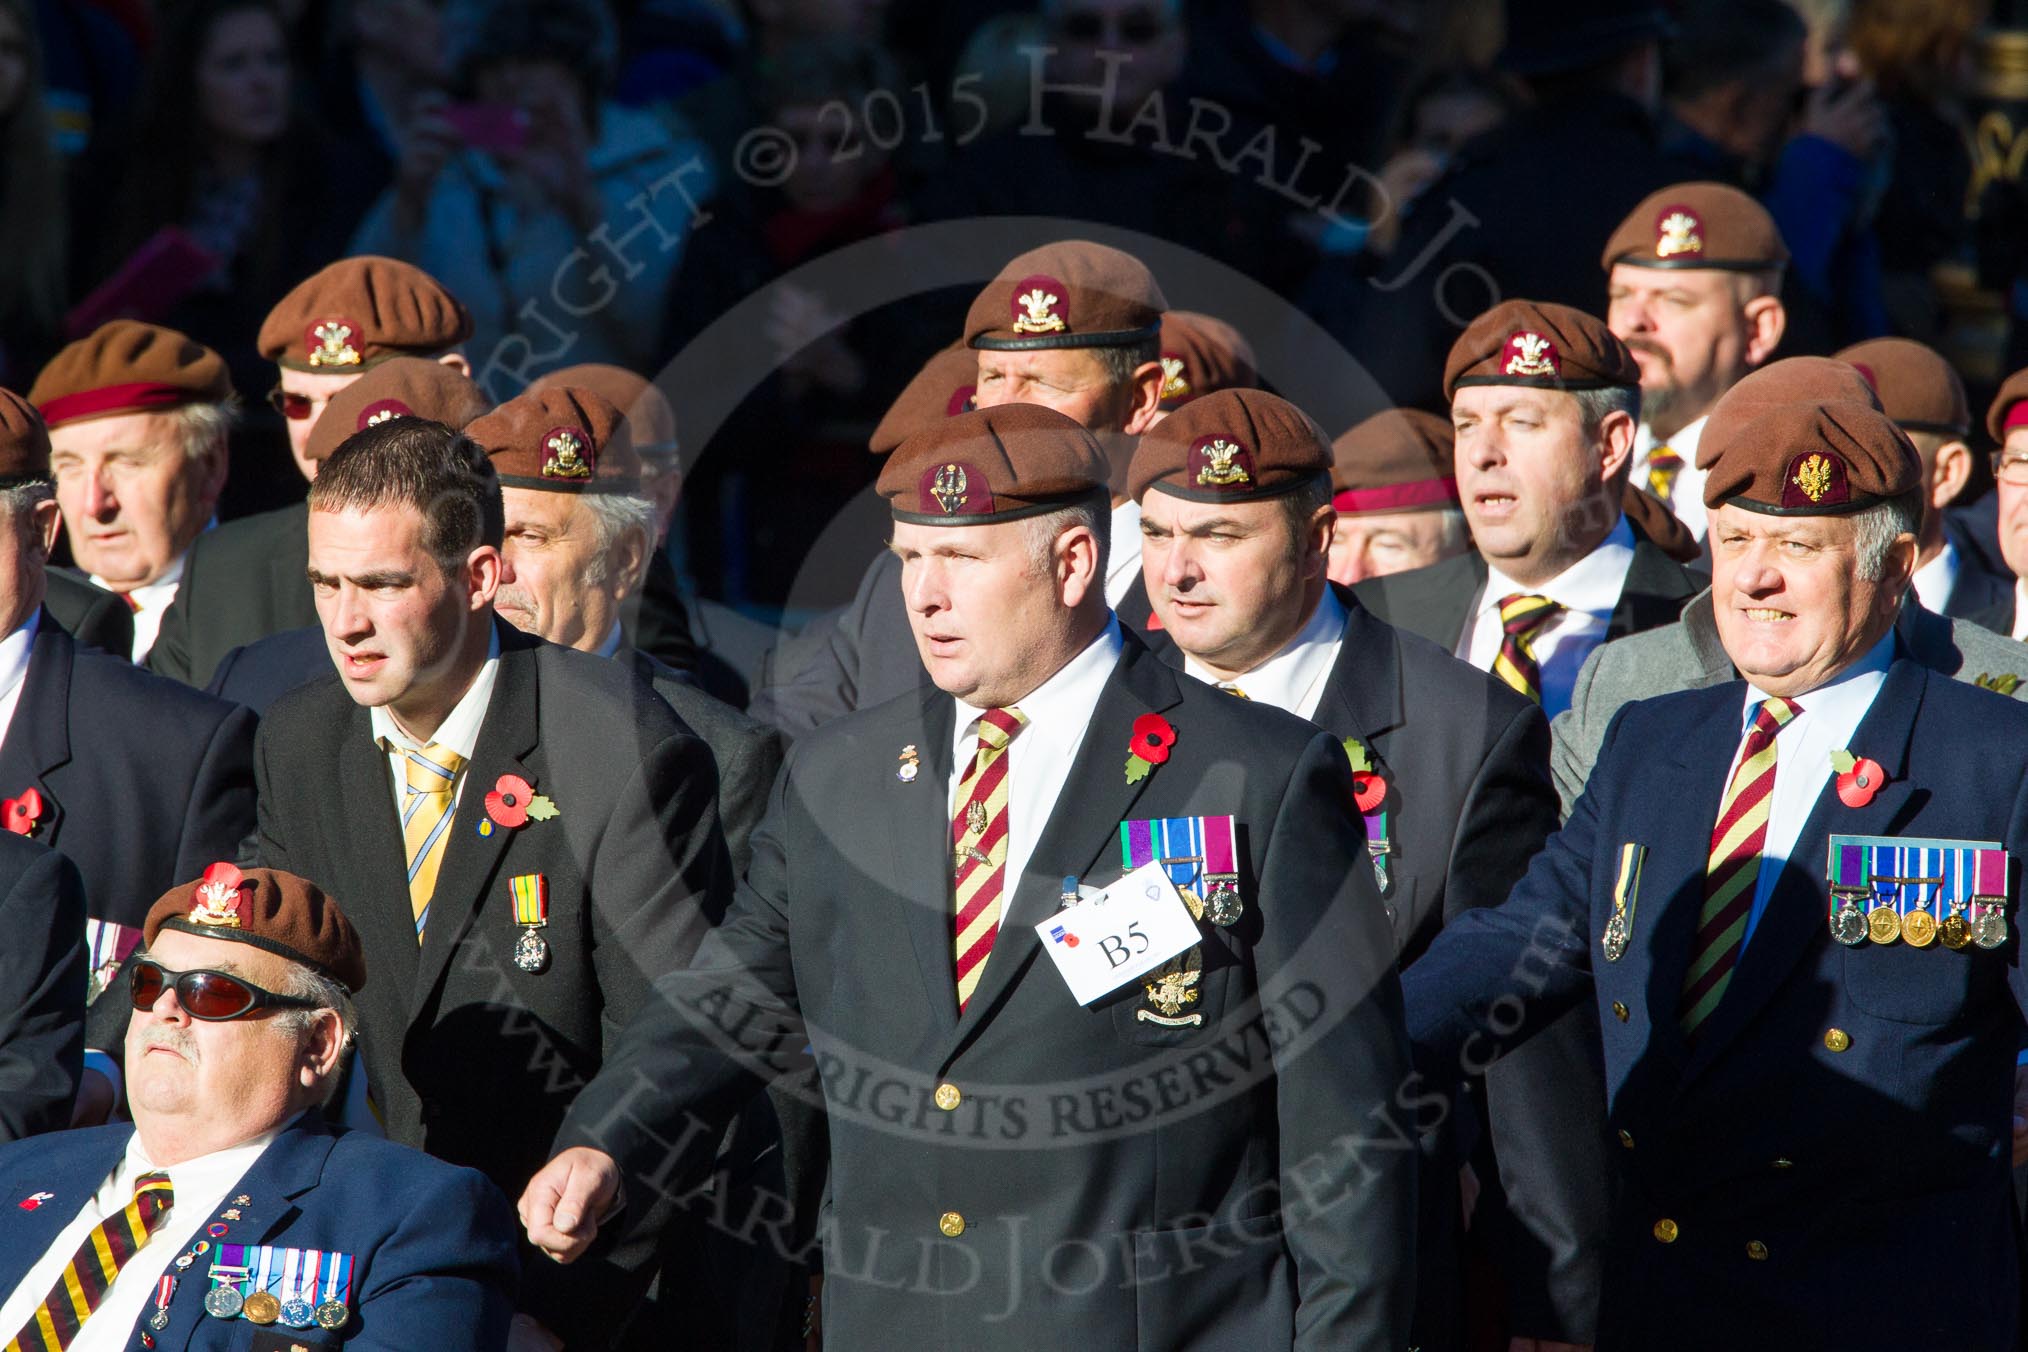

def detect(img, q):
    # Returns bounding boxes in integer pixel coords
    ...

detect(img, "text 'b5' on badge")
[1034,860,1200,1005]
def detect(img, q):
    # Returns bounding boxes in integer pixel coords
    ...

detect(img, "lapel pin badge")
[897,745,920,783]
[17,1191,52,1210]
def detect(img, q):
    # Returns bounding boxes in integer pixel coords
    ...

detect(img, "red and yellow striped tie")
[1679,696,1801,1037]
[1493,593,1563,704]
[951,707,1027,1010]
[1646,444,1684,500]
[4,1172,173,1351]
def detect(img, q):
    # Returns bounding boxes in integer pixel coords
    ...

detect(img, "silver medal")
[1203,881,1243,927]
[281,1299,315,1327]
[1830,901,1869,947]
[204,1285,244,1319]
[1974,909,2009,950]
[513,927,550,973]
[1602,912,1629,962]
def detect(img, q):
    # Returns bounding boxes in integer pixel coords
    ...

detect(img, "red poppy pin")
[1125,714,1176,784]
[1,786,40,836]
[1342,738,1388,814]
[480,773,558,835]
[1830,748,1885,808]
[17,1191,52,1210]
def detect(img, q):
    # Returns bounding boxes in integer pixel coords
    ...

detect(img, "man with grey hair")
[30,321,236,664]
[0,864,518,1347]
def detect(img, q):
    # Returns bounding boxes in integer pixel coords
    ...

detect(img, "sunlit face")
[307,503,496,724]
[974,348,1132,434]
[1139,490,1325,678]
[890,516,1097,708]
[1607,265,1758,431]
[51,411,225,588]
[1999,429,2028,583]
[1709,501,1912,696]
[497,487,632,652]
[125,929,329,1145]
[1327,508,1465,584]
[1452,385,1616,584]
[197,7,289,148]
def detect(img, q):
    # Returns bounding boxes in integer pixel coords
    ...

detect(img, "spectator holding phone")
[351,0,712,391]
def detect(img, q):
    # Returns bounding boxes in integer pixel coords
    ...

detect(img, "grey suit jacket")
[629,649,784,878]
[1552,590,2028,812]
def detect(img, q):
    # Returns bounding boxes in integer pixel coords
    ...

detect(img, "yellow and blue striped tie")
[4,1172,172,1350]
[388,740,467,942]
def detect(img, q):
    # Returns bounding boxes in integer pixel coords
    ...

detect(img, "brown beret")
[1834,338,1969,438]
[1443,300,1639,401]
[869,343,977,456]
[1329,409,1457,514]
[965,241,1166,352]
[1701,363,1919,514]
[145,862,367,994]
[1129,389,1331,504]
[1601,182,1789,272]
[258,256,472,371]
[1621,484,1701,563]
[1157,311,1259,411]
[30,320,233,429]
[532,363,677,458]
[467,386,639,493]
[1987,366,2028,445]
[306,357,491,464]
[1688,356,1881,469]
[0,389,50,482]
[878,404,1108,525]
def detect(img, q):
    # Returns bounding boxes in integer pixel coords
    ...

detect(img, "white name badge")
[1034,859,1201,1005]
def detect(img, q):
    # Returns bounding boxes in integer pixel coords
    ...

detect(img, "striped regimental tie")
[951,707,1028,1011]
[1646,444,1684,500]
[1493,593,1564,704]
[387,740,467,943]
[4,1172,173,1351]
[1679,696,1802,1037]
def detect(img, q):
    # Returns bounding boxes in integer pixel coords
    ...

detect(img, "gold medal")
[1902,910,1937,947]
[1867,906,1901,945]
[243,1292,281,1325]
[1940,913,1972,950]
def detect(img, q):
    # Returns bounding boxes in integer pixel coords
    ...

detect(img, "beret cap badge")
[1193,436,1253,488]
[1791,453,1836,504]
[931,463,969,514]
[188,862,246,928]
[306,319,362,368]
[1655,208,1704,259]
[1010,277,1068,335]
[541,427,593,480]
[1159,355,1191,403]
[1503,332,1559,378]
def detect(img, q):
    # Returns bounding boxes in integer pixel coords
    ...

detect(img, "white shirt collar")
[124,1121,284,1196]
[0,610,37,705]
[1639,415,1706,461]
[1741,626,1897,728]
[952,616,1122,752]
[369,625,502,758]
[1184,586,1344,718]
[1105,500,1142,608]
[1479,513,1636,620]
[2014,578,2028,643]
[1909,540,1960,617]
[92,553,187,663]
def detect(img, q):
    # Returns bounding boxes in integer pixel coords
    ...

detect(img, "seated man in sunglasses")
[0,863,517,1350]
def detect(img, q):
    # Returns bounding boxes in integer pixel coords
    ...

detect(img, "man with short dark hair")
[252,414,730,1348]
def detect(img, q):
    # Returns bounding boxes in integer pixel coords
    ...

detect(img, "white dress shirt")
[1909,541,1961,617]
[91,554,185,664]
[948,618,1122,892]
[0,610,39,744]
[0,1126,281,1349]
[1634,416,1709,540]
[1183,587,1344,720]
[1733,629,1894,948]
[367,627,501,818]
[1458,515,1636,719]
[2013,579,2028,643]
[1105,500,1142,609]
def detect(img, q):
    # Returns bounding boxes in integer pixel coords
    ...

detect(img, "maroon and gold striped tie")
[951,707,1027,1010]
[4,1172,173,1351]
[1679,697,1801,1037]
[1493,593,1563,704]
[1646,444,1684,500]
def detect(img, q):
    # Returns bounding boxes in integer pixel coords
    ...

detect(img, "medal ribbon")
[1202,815,1237,880]
[510,874,548,927]
[1613,842,1643,921]
[320,1252,352,1310]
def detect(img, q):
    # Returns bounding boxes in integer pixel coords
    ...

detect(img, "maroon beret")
[146,863,367,994]
[1987,366,2028,445]
[878,404,1108,525]
[1602,182,1789,272]
[1701,362,1920,514]
[1129,389,1331,503]
[31,321,234,429]
[306,357,490,463]
[532,363,677,458]
[964,241,1166,352]
[1689,356,1880,469]
[468,386,638,493]
[1329,409,1457,515]
[1443,300,1640,401]
[868,343,978,456]
[1157,311,1258,411]
[1834,338,1969,438]
[259,256,472,371]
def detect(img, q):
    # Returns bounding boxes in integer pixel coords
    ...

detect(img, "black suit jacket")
[627,649,781,879]
[559,632,1416,1350]
[1944,557,2014,620]
[252,624,730,1343]
[749,550,925,738]
[1971,594,2018,638]
[146,501,313,688]
[0,833,84,1141]
[44,570,132,658]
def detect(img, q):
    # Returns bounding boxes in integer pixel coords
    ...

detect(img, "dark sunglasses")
[129,958,322,1022]
[266,386,315,420]
[1055,8,1167,44]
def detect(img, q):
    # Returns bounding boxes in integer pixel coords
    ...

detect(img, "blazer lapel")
[1678,590,1735,684]
[1314,590,1405,745]
[941,638,1182,1058]
[1680,661,1926,1083]
[332,703,423,1009]
[0,616,74,843]
[0,1126,129,1297]
[885,692,960,1036]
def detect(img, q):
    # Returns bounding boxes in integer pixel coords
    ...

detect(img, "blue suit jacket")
[1404,658,2028,1351]
[0,1114,516,1350]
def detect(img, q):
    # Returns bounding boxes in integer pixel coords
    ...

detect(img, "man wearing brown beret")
[31,320,236,664]
[0,864,520,1348]
[1129,387,1558,1351]
[1975,367,2028,642]
[1603,182,1789,542]
[1355,300,1704,720]
[148,256,474,689]
[525,403,1417,1348]
[1152,310,1257,419]
[251,412,730,1349]
[1405,364,2028,1351]
[1326,408,1469,585]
